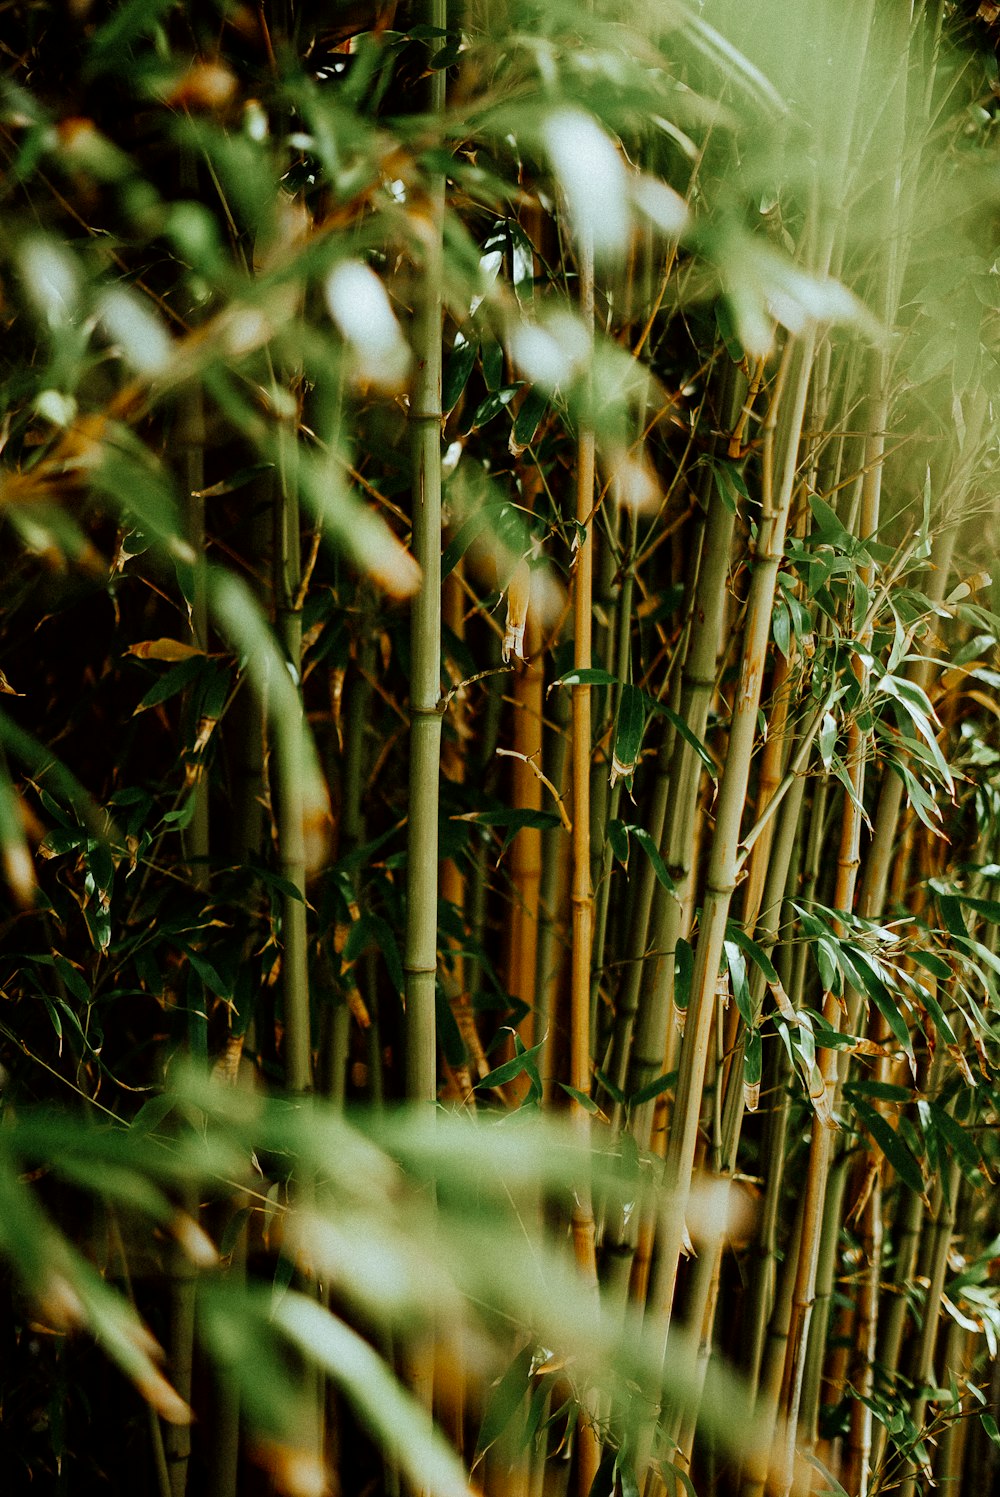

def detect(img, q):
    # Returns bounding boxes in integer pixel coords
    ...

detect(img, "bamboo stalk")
[403,0,447,1108]
[273,398,312,1097]
[646,329,814,1357]
[895,1161,960,1497]
[442,566,480,1106]
[504,606,544,1083]
[568,209,601,1497]
[674,765,808,1474]
[619,364,745,1139]
[590,505,635,1066]
[535,679,571,1104]
[168,140,209,1496]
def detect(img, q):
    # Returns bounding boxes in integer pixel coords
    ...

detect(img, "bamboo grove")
[3,2,1000,1495]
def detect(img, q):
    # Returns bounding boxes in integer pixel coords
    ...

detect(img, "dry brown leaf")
[126,638,204,662]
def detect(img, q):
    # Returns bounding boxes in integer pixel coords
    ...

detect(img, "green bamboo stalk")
[775,221,903,1488]
[403,0,447,1108]
[599,362,741,1130]
[934,1318,971,1494]
[795,1153,852,1456]
[324,612,376,1103]
[672,763,808,1471]
[895,1160,960,1497]
[168,139,208,1491]
[273,403,312,1097]
[739,1183,809,1497]
[612,360,746,1132]
[646,329,814,1356]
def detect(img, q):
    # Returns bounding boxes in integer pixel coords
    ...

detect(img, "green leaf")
[662,1461,698,1497]
[472,385,520,428]
[800,1449,851,1497]
[744,1028,762,1110]
[442,334,478,415]
[845,1080,911,1103]
[724,941,752,1026]
[624,825,675,895]
[846,948,914,1059]
[852,1097,924,1195]
[911,951,951,980]
[612,684,646,785]
[159,798,196,831]
[558,1084,603,1117]
[275,1292,473,1497]
[178,945,231,999]
[773,600,791,659]
[463,809,561,834]
[477,1035,547,1089]
[674,939,693,1014]
[512,387,548,449]
[926,1102,982,1177]
[593,1067,626,1106]
[653,704,718,777]
[629,1070,677,1106]
[715,299,745,363]
[725,923,779,986]
[550,668,618,690]
[435,987,467,1069]
[40,828,84,856]
[191,462,275,499]
[430,38,462,70]
[608,819,630,867]
[475,1343,534,1457]
[809,495,854,551]
[616,1457,641,1497]
[481,334,504,393]
[53,954,90,1004]
[135,656,206,713]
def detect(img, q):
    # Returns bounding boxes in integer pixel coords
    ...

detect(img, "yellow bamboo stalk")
[569,222,601,1497]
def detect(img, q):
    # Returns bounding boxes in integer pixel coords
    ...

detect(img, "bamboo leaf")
[611,684,646,787]
[674,938,693,1021]
[544,109,630,263]
[475,1342,533,1459]
[852,1097,924,1195]
[274,1293,473,1497]
[511,387,548,453]
[724,941,752,1025]
[800,1450,851,1497]
[461,809,561,833]
[559,1084,607,1120]
[550,668,618,690]
[134,656,206,712]
[724,922,779,986]
[126,638,205,662]
[744,1029,762,1113]
[629,1070,677,1106]
[477,1036,547,1089]
[473,385,520,429]
[624,824,676,895]
[661,1461,697,1497]
[652,704,718,777]
[926,1102,983,1178]
[608,818,630,867]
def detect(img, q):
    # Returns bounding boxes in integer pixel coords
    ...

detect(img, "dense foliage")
[3,2,1000,1495]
